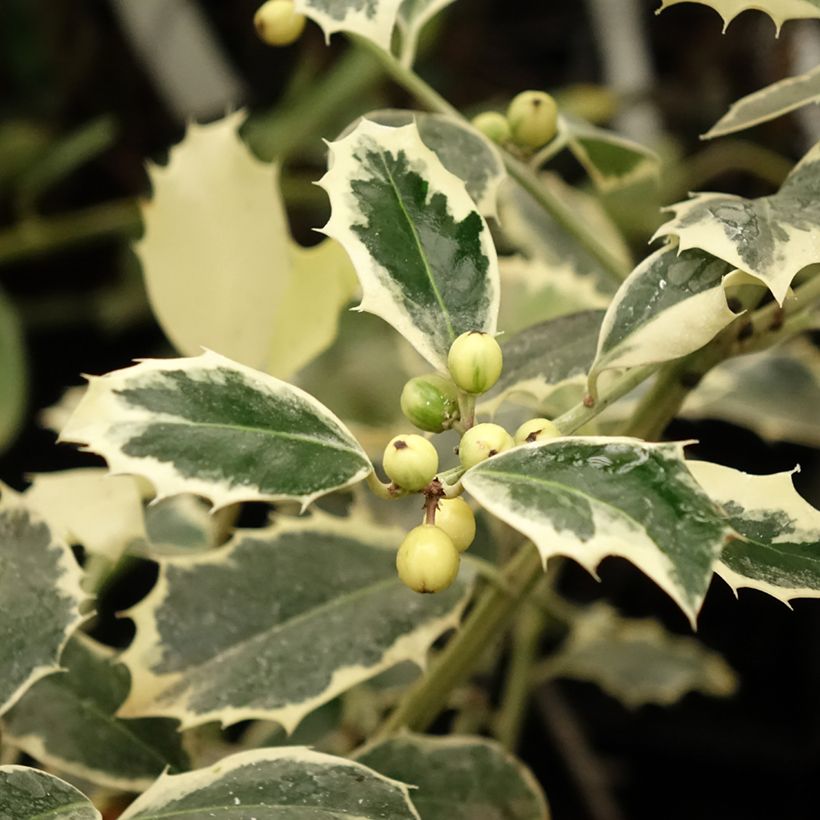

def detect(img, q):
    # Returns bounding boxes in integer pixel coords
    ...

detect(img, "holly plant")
[2,0,820,818]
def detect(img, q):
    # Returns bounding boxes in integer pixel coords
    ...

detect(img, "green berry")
[514,417,561,445]
[471,111,511,145]
[459,423,514,469]
[254,0,306,46]
[400,374,460,433]
[507,90,558,149]
[447,332,503,395]
[396,524,460,593]
[432,497,476,553]
[383,434,438,492]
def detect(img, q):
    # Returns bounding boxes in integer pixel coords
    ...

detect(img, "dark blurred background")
[1,1,818,818]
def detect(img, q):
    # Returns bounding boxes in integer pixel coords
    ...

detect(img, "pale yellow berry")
[447,332,503,395]
[383,434,438,492]
[459,423,514,469]
[471,111,511,145]
[396,525,460,593]
[431,497,476,552]
[507,90,558,149]
[254,0,306,46]
[514,417,561,445]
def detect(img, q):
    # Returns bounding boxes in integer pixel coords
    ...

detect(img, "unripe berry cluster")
[471,90,559,151]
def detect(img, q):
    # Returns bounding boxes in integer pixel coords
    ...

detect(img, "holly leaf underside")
[58,351,371,510]
[463,438,732,624]
[688,461,820,603]
[0,501,85,717]
[589,245,737,388]
[2,634,188,791]
[550,603,737,708]
[118,513,471,732]
[320,119,499,370]
[0,767,100,820]
[704,64,820,138]
[357,734,550,820]
[655,140,820,303]
[120,748,420,820]
[658,0,820,31]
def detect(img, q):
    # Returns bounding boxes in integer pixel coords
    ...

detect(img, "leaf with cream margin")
[357,734,550,819]
[294,0,403,51]
[481,310,604,415]
[588,245,738,394]
[319,118,500,371]
[0,287,27,455]
[704,64,820,139]
[397,0,457,62]
[138,494,221,556]
[116,511,472,731]
[547,603,737,708]
[346,109,505,218]
[58,351,371,511]
[463,438,733,625]
[0,767,100,820]
[2,634,188,792]
[657,0,820,32]
[39,384,84,434]
[688,461,820,604]
[654,140,820,304]
[119,747,420,820]
[21,468,145,562]
[562,116,661,193]
[0,493,86,717]
[683,340,820,447]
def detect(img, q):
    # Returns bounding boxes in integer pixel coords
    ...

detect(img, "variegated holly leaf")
[0,287,26,455]
[294,0,402,50]
[397,0,456,62]
[547,603,737,708]
[562,116,660,193]
[59,351,371,510]
[463,438,733,625]
[2,634,188,791]
[120,747,420,819]
[319,119,499,371]
[588,245,738,393]
[21,469,145,562]
[347,110,505,217]
[688,461,820,605]
[117,511,472,731]
[0,495,86,717]
[357,734,550,820]
[657,0,820,31]
[683,340,820,447]
[139,494,220,556]
[0,767,100,820]
[481,310,604,415]
[655,140,820,304]
[704,64,820,139]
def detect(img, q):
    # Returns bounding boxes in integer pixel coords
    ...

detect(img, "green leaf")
[0,767,100,820]
[462,438,732,625]
[2,634,188,791]
[139,494,220,556]
[655,140,820,304]
[119,747,420,819]
[59,351,371,510]
[0,495,86,717]
[481,310,604,414]
[688,461,820,604]
[588,245,738,391]
[294,0,403,50]
[683,340,820,447]
[319,118,499,370]
[704,64,820,139]
[349,109,505,217]
[117,511,472,731]
[0,287,27,455]
[657,0,820,32]
[548,603,737,708]
[562,116,661,192]
[357,734,550,820]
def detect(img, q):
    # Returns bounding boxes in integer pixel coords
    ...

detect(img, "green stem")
[350,36,630,285]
